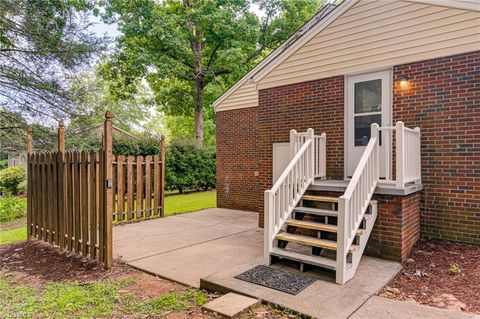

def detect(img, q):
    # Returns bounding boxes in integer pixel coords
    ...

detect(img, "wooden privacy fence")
[26,112,165,269]
[113,152,165,222]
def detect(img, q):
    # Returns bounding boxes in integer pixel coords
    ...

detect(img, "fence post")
[103,111,113,269]
[160,135,166,217]
[396,121,405,189]
[58,120,65,152]
[26,126,33,239]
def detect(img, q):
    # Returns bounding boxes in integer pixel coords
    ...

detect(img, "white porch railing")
[290,130,327,179]
[378,121,422,188]
[336,124,380,284]
[264,128,326,264]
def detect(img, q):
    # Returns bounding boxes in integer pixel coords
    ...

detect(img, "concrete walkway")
[113,208,477,319]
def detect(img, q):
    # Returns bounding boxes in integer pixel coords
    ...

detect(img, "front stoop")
[201,292,261,318]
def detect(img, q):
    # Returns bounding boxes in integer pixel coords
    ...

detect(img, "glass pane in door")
[354,79,381,113]
[354,114,381,146]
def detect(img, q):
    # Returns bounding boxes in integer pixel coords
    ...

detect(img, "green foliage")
[0,196,27,222]
[0,227,26,244]
[68,69,155,133]
[449,263,461,274]
[165,140,216,193]
[17,180,27,194]
[0,166,26,195]
[0,0,104,121]
[141,290,208,315]
[102,0,320,145]
[0,159,7,170]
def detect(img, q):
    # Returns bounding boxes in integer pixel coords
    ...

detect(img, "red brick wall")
[216,107,260,212]
[393,51,480,244]
[257,76,345,226]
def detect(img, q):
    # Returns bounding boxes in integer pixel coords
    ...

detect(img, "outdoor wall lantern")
[399,75,410,89]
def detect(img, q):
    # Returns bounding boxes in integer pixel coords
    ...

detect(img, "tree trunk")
[194,76,204,147]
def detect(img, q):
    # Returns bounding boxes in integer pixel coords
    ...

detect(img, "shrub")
[17,180,27,194]
[0,196,27,222]
[165,140,216,193]
[0,166,26,195]
[0,159,7,170]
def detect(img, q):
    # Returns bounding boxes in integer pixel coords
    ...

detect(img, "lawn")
[164,190,216,216]
[0,227,26,245]
[0,190,216,245]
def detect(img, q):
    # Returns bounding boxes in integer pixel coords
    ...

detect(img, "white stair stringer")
[342,201,378,283]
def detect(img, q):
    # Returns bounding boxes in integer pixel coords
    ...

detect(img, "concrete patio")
[113,208,475,319]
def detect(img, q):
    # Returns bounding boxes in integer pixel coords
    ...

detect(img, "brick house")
[214,0,479,284]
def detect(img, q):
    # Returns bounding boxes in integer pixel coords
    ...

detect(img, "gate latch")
[106,179,113,188]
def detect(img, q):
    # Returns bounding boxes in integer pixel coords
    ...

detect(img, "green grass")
[164,190,216,216]
[0,227,26,245]
[0,276,208,319]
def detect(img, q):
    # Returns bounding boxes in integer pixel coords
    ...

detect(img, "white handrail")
[336,124,379,284]
[265,128,317,264]
[378,122,422,188]
[290,130,327,179]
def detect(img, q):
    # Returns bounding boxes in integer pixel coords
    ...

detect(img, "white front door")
[346,70,391,178]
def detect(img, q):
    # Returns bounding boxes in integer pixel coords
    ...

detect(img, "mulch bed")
[379,239,480,314]
[0,240,132,286]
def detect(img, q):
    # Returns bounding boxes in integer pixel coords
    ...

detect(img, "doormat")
[234,265,316,295]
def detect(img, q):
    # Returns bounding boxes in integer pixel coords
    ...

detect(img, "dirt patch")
[0,240,131,286]
[379,239,480,314]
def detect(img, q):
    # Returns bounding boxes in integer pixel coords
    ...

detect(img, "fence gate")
[26,112,164,269]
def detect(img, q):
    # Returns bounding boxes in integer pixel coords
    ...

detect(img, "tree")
[0,0,104,125]
[68,67,154,133]
[102,0,322,146]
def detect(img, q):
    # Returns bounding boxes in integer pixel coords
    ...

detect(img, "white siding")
[215,80,258,112]
[257,0,480,90]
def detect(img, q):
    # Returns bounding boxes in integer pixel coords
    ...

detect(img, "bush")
[165,140,215,193]
[0,166,26,195]
[17,180,27,194]
[0,196,27,222]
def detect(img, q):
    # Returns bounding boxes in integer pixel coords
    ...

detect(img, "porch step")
[270,247,337,270]
[285,219,365,236]
[302,194,377,206]
[276,232,358,253]
[302,195,338,203]
[294,206,338,217]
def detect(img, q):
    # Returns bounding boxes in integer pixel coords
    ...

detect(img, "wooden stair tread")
[270,248,337,270]
[302,195,338,203]
[285,220,365,235]
[294,206,338,217]
[302,195,377,206]
[276,232,358,253]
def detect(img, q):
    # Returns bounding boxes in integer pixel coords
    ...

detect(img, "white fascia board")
[251,0,359,84]
[404,0,480,12]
